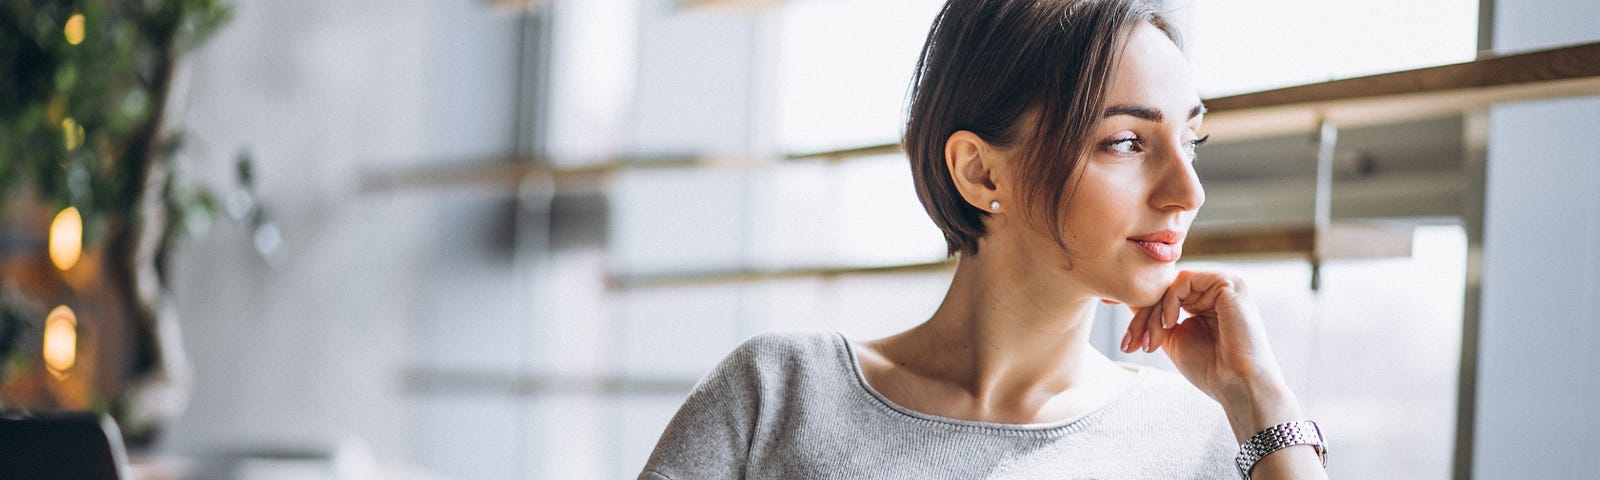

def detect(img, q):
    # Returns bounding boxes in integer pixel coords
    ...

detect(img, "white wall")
[162,0,521,466]
[1475,0,1600,476]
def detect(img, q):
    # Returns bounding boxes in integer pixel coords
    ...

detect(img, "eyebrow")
[1102,103,1208,122]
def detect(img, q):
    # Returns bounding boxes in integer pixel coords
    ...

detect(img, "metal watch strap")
[1234,420,1327,478]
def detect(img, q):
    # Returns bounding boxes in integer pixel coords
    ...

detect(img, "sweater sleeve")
[638,335,774,480]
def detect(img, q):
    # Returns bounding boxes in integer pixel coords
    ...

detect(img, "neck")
[898,247,1124,412]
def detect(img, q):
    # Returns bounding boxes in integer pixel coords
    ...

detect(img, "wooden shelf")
[1204,41,1600,142]
[607,259,955,290]
[1184,221,1413,260]
[358,155,703,193]
[786,142,903,161]
[603,221,1413,289]
[675,0,789,12]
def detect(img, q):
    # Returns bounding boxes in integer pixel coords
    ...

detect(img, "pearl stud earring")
[989,200,1000,212]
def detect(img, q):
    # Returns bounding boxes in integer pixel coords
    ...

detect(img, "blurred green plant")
[1,0,233,442]
[1,0,231,243]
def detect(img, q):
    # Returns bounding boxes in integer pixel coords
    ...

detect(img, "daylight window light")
[49,206,83,271]
[64,13,85,45]
[44,305,78,379]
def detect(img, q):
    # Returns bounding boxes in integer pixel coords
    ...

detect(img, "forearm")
[1220,383,1328,480]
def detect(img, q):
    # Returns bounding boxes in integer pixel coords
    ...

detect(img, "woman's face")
[1023,23,1206,307]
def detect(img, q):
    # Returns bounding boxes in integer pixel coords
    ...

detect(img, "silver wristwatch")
[1234,420,1327,478]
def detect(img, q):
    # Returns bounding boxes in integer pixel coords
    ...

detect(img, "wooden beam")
[1208,42,1600,111]
[1184,222,1413,260]
[357,155,703,193]
[1204,41,1600,142]
[359,161,604,193]
[786,142,903,161]
[607,259,955,290]
[603,222,1414,289]
[675,0,789,12]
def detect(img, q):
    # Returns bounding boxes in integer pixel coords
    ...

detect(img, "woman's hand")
[1120,270,1327,479]
[1121,270,1284,407]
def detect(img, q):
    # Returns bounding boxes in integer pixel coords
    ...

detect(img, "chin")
[1117,264,1179,307]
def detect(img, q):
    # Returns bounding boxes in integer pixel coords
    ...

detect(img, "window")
[409,1,1481,477]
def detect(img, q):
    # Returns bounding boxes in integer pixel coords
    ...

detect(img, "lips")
[1128,230,1186,263]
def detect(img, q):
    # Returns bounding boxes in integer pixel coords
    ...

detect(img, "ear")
[945,130,1005,213]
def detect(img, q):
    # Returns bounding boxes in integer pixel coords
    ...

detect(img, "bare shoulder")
[847,333,925,392]
[850,336,897,374]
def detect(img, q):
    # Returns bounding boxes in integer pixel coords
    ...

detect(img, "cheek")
[1059,175,1141,246]
[1063,169,1177,305]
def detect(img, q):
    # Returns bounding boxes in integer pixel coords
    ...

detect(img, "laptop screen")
[0,411,129,480]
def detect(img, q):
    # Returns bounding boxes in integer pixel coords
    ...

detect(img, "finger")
[1145,300,1171,352]
[1147,318,1168,353]
[1144,300,1166,353]
[1195,285,1230,334]
[1180,278,1228,316]
[1182,273,1229,314]
[1165,271,1196,327]
[1126,306,1151,353]
[1162,278,1182,329]
[1127,307,1148,353]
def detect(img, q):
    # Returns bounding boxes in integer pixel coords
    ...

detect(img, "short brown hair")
[904,0,1178,257]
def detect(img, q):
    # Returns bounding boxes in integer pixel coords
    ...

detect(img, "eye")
[1103,136,1142,155]
[1183,134,1211,159]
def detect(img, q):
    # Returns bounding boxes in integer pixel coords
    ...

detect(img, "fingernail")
[1120,331,1132,352]
[1143,332,1155,353]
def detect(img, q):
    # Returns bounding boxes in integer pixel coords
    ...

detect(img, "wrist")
[1219,380,1303,444]
[1236,420,1328,478]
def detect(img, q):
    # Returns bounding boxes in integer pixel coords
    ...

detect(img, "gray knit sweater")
[639,331,1240,479]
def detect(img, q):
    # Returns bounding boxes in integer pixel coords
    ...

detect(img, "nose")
[1149,140,1205,212]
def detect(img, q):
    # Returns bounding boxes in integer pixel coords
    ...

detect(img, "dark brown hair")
[904,0,1178,257]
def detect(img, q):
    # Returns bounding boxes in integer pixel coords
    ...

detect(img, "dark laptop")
[0,411,129,479]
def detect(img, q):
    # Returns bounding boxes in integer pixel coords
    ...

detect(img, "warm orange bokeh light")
[64,13,85,45]
[62,117,84,151]
[44,305,78,379]
[49,206,83,271]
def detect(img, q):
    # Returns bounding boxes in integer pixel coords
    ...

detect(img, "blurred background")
[1,0,1595,479]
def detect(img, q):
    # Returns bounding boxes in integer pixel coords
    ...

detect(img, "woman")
[641,1,1328,478]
